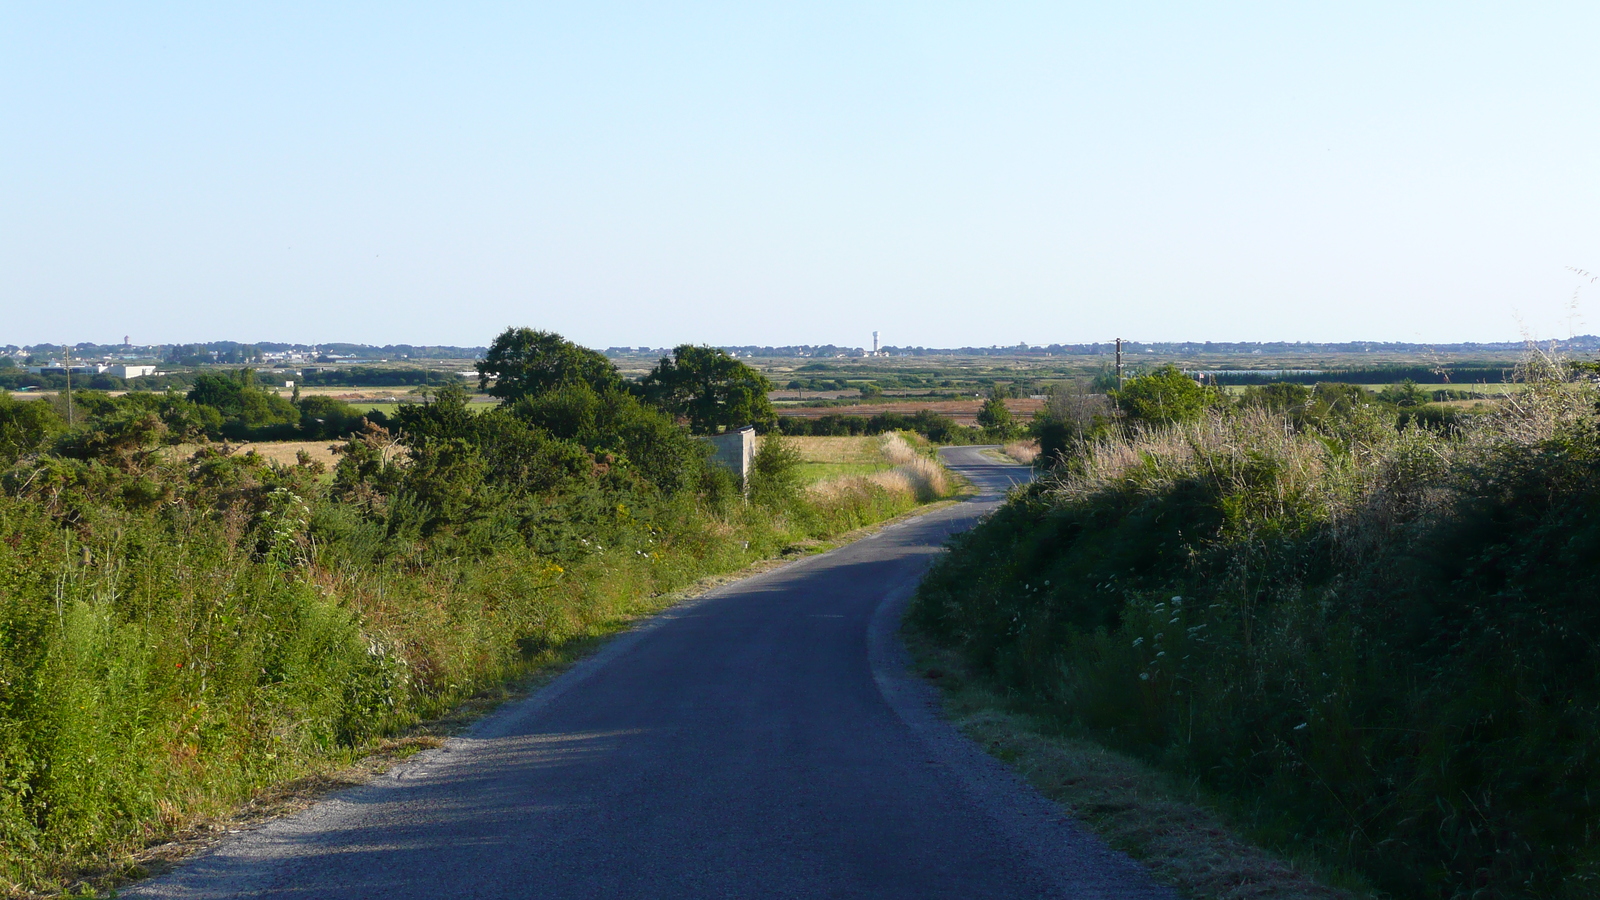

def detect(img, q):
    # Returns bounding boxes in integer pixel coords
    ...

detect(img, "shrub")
[748,434,805,508]
[0,392,62,465]
[0,329,957,894]
[912,361,1600,898]
[1109,364,1215,426]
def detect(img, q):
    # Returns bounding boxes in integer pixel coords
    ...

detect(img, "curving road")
[128,447,1175,899]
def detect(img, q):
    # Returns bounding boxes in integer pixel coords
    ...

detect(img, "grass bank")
[911,360,1600,899]
[905,631,1369,899]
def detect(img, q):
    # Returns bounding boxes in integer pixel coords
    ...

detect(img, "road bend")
[128,446,1175,899]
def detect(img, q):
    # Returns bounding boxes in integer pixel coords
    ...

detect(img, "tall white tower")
[872,331,879,355]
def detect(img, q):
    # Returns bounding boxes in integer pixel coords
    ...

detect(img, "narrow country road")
[128,447,1175,899]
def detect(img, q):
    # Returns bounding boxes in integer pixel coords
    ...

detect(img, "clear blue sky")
[4,2,1598,348]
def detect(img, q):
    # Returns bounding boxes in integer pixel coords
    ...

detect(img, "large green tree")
[640,345,776,434]
[186,369,298,435]
[976,392,1014,436]
[476,328,621,402]
[1110,365,1213,427]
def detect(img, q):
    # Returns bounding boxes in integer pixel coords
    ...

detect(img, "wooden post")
[64,343,74,426]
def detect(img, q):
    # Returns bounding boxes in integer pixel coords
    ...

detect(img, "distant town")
[6,333,1598,372]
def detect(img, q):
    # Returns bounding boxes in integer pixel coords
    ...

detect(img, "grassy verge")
[904,630,1372,900]
[775,435,897,485]
[0,435,960,899]
[55,510,948,900]
[910,362,1600,897]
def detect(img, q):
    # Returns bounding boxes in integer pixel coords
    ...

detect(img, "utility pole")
[64,343,74,426]
[1115,338,1124,390]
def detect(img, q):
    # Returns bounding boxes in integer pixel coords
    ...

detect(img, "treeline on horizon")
[637,335,1600,357]
[10,335,1599,364]
[0,366,468,396]
[2,341,488,360]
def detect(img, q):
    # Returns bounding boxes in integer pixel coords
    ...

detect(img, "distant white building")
[108,364,157,379]
[27,364,106,375]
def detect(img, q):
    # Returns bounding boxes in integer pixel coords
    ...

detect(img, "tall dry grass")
[913,357,1600,898]
[809,432,950,504]
[1001,440,1039,464]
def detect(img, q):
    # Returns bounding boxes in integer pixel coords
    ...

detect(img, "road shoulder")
[98,494,965,900]
[900,631,1376,900]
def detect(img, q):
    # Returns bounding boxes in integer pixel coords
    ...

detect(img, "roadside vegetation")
[999,440,1039,465]
[911,353,1600,898]
[908,633,1366,900]
[0,329,954,896]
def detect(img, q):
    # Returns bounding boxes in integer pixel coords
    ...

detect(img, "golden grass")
[163,441,343,468]
[879,432,921,466]
[1001,440,1039,464]
[806,433,951,504]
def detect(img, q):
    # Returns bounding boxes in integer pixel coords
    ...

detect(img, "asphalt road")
[128,447,1176,900]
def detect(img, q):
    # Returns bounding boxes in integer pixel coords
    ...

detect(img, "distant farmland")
[776,397,1044,426]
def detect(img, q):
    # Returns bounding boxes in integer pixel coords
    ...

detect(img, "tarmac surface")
[127,446,1177,899]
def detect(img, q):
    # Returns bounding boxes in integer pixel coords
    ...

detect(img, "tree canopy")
[1109,365,1213,426]
[976,393,1014,435]
[186,370,299,435]
[476,328,621,402]
[640,345,776,434]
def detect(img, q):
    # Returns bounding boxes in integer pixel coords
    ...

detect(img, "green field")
[776,435,898,484]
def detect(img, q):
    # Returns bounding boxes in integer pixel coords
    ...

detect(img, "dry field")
[163,441,343,468]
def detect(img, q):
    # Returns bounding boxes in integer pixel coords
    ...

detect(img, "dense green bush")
[913,364,1600,898]
[294,395,369,440]
[747,435,804,509]
[1107,364,1219,426]
[297,367,464,387]
[0,392,62,464]
[777,409,983,443]
[187,371,300,439]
